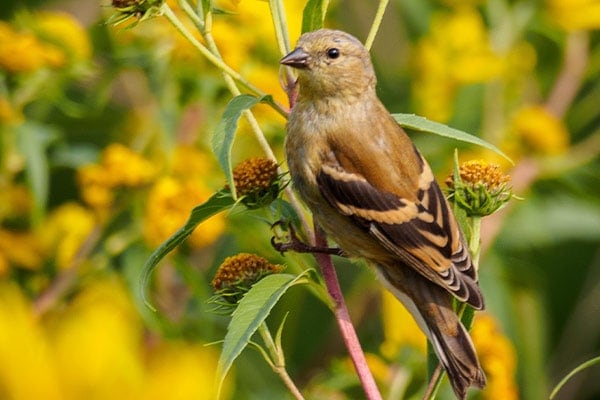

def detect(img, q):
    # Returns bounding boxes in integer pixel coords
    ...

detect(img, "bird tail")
[376,266,486,399]
[425,304,486,399]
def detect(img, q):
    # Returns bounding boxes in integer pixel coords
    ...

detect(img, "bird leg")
[271,220,345,257]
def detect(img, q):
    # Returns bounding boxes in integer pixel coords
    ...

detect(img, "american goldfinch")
[281,29,486,399]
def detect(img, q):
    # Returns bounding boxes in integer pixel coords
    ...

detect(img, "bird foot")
[271,220,345,257]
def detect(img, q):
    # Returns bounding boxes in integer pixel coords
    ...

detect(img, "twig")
[313,224,383,400]
[161,3,288,118]
[257,323,305,400]
[422,365,443,400]
[33,226,102,316]
[545,31,589,119]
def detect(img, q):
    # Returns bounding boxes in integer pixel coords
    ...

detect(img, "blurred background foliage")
[0,0,599,399]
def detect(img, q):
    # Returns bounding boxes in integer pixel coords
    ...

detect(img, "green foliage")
[210,94,272,199]
[393,113,511,163]
[140,189,235,310]
[217,273,309,390]
[302,0,330,33]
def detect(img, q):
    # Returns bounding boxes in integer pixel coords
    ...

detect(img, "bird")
[280,29,486,399]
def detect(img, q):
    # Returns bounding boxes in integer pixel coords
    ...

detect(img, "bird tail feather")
[376,265,486,399]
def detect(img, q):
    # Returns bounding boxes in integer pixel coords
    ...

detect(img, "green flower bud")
[446,160,512,217]
[109,0,164,26]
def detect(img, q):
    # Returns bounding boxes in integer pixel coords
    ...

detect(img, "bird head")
[281,29,376,99]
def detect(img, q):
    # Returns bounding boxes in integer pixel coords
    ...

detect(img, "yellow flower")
[77,163,115,210]
[77,144,157,211]
[171,145,214,181]
[413,7,504,122]
[48,277,145,400]
[144,176,226,248]
[143,342,229,400]
[0,229,44,271]
[0,283,63,399]
[510,105,569,156]
[38,203,96,270]
[471,313,519,400]
[0,21,65,73]
[101,143,157,187]
[0,184,31,221]
[547,0,600,31]
[380,289,426,359]
[32,11,91,62]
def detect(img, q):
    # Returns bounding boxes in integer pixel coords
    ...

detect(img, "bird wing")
[316,147,484,309]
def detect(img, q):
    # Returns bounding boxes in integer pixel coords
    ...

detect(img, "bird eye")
[326,48,340,59]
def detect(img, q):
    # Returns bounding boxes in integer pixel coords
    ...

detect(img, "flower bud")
[109,0,164,25]
[446,160,512,217]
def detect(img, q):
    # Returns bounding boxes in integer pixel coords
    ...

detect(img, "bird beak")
[280,48,310,69]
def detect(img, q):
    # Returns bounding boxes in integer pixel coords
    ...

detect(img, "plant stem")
[169,3,310,235]
[545,31,589,119]
[469,216,482,270]
[423,364,444,400]
[200,8,310,237]
[313,225,383,400]
[161,3,288,118]
[364,0,389,51]
[269,0,292,56]
[257,323,305,400]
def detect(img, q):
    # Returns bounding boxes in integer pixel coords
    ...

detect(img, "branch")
[313,224,383,400]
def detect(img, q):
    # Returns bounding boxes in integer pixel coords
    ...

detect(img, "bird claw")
[270,220,345,257]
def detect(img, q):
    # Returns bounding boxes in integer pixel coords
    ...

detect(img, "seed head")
[229,158,283,209]
[211,253,282,304]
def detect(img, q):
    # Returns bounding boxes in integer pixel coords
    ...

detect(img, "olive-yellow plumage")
[282,29,486,399]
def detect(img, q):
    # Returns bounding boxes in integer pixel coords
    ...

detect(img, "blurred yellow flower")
[38,203,96,270]
[380,289,426,359]
[471,313,519,400]
[171,145,214,181]
[413,7,503,121]
[0,283,63,399]
[0,275,232,400]
[510,105,569,156]
[142,342,227,400]
[0,183,31,221]
[31,11,91,62]
[0,229,43,271]
[144,176,226,248]
[49,277,144,400]
[547,0,600,31]
[102,143,157,187]
[0,21,65,73]
[78,144,157,211]
[78,163,115,210]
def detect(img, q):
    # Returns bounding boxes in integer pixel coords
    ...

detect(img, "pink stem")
[314,224,383,400]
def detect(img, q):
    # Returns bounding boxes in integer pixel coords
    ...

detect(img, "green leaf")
[16,122,59,223]
[301,0,330,33]
[210,94,270,198]
[392,113,512,163]
[217,273,307,391]
[140,189,235,310]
